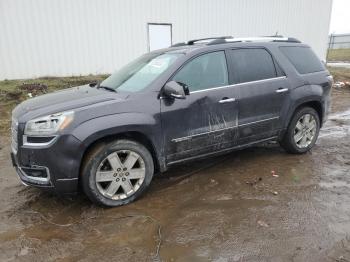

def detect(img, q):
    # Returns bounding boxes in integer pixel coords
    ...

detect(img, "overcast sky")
[329,0,350,34]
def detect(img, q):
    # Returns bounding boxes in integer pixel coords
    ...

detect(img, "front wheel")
[280,107,320,154]
[81,139,154,207]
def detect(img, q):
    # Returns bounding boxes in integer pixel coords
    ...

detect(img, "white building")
[0,0,333,80]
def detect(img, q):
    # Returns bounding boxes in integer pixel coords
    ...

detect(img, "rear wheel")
[280,107,320,154]
[81,139,154,207]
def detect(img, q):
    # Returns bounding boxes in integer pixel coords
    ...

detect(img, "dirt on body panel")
[0,88,350,261]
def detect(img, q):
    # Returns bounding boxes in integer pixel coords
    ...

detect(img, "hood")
[13,85,127,121]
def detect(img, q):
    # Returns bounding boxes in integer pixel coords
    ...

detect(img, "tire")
[280,107,320,154]
[81,139,154,207]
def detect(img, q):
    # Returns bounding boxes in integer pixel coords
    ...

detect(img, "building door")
[148,23,172,51]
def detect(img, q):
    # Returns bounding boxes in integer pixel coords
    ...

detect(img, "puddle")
[319,110,350,139]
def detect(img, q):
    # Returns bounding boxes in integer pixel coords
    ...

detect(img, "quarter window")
[279,46,325,74]
[229,48,278,84]
[173,51,228,92]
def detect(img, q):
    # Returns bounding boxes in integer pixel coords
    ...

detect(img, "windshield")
[100,53,183,92]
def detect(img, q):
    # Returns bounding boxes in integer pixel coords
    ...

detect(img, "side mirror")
[163,81,189,99]
[89,81,98,87]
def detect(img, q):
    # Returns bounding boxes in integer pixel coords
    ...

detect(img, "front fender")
[71,112,162,159]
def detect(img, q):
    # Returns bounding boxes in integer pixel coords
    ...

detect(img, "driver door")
[160,51,239,164]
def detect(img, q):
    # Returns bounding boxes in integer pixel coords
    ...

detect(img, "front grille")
[11,118,18,154]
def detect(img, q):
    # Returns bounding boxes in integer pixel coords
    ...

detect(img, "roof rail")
[187,36,233,45]
[171,36,301,48]
[171,36,233,47]
[207,39,239,45]
[171,42,187,47]
[207,36,301,45]
[262,35,285,38]
[273,37,301,43]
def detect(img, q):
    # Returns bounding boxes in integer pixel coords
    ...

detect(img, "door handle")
[275,87,289,93]
[219,97,236,103]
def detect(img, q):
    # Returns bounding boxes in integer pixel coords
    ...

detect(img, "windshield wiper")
[98,85,117,92]
[95,81,117,92]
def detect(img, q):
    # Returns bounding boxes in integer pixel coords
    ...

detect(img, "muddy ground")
[0,88,350,262]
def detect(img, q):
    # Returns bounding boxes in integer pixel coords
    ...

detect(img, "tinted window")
[173,51,228,91]
[229,48,277,84]
[280,46,325,74]
[275,62,285,77]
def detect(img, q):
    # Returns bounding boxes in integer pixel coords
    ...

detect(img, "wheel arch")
[294,100,323,124]
[79,131,162,181]
[285,99,323,129]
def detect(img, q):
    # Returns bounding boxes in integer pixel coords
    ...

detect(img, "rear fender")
[283,84,324,130]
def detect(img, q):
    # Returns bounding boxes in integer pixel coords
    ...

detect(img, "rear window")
[229,48,278,84]
[279,46,325,74]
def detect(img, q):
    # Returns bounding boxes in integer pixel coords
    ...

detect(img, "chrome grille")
[11,118,18,154]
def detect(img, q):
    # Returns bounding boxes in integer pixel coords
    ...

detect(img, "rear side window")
[173,51,228,92]
[279,46,325,74]
[229,48,278,84]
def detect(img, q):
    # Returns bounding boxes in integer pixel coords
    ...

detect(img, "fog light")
[21,167,48,178]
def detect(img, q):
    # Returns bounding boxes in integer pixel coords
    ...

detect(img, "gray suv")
[11,36,333,207]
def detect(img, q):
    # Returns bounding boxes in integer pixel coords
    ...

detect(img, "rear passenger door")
[227,48,290,143]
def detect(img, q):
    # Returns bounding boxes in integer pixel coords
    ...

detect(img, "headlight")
[24,111,74,136]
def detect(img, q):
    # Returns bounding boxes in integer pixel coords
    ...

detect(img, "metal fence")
[328,34,350,49]
[327,34,350,63]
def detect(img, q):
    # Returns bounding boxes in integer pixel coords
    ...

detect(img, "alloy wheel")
[293,113,317,148]
[95,150,146,200]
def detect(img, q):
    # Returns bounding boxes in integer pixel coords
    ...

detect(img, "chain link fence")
[327,34,350,62]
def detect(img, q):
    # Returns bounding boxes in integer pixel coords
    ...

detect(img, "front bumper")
[11,134,84,195]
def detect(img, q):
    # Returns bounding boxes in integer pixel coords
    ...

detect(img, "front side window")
[100,53,182,92]
[173,51,228,92]
[229,48,277,84]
